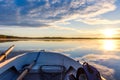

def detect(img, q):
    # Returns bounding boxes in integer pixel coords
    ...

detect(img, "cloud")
[0,0,116,27]
[51,25,82,33]
[90,63,115,80]
[75,54,118,80]
[52,46,81,53]
[77,18,120,25]
[79,54,120,61]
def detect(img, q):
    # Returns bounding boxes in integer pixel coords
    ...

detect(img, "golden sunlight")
[103,40,116,51]
[103,29,116,38]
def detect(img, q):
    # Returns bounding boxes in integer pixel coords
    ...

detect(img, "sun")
[103,29,116,38]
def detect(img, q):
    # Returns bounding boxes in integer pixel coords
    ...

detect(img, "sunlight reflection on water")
[102,40,116,51]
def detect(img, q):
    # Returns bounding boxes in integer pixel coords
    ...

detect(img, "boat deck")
[24,65,66,80]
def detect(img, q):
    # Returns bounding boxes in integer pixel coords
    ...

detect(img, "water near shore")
[0,39,120,80]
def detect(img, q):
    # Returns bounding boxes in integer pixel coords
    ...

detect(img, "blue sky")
[0,0,120,37]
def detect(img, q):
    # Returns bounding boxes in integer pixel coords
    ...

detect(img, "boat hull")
[0,51,82,80]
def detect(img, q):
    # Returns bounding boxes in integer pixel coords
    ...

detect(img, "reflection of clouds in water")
[61,53,71,57]
[90,63,115,80]
[50,46,82,57]
[80,54,120,61]
[74,54,120,80]
[51,46,81,52]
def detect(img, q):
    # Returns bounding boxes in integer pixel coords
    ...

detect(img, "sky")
[0,0,120,38]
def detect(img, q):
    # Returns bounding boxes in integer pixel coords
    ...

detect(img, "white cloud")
[51,25,82,33]
[51,0,60,4]
[77,18,120,25]
[78,1,116,18]
[0,0,116,27]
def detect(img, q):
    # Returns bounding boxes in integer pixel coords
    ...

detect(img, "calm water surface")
[0,39,120,80]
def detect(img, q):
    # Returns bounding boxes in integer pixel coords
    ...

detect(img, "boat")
[0,46,104,80]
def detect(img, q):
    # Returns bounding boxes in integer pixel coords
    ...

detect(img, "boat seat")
[40,65,66,80]
[40,65,65,73]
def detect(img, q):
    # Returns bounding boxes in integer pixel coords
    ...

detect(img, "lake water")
[0,39,120,80]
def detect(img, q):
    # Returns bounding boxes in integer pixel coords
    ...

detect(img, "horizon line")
[0,34,120,39]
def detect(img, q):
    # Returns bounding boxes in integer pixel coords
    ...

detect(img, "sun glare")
[103,29,116,38]
[103,40,116,51]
